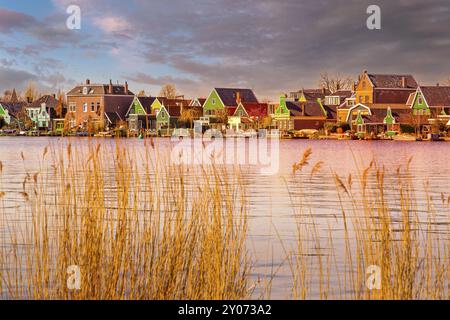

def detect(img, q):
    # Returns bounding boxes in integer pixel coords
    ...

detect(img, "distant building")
[27,95,66,132]
[66,79,134,132]
[343,71,418,133]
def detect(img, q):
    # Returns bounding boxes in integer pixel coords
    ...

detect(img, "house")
[125,96,157,132]
[273,88,335,131]
[228,101,268,131]
[0,101,28,129]
[324,90,354,123]
[155,98,191,131]
[26,95,66,132]
[203,88,259,117]
[66,79,134,132]
[0,103,12,127]
[407,85,450,131]
[344,71,418,133]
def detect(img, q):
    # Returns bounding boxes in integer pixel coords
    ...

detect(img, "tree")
[318,72,353,92]
[56,92,65,118]
[179,107,202,128]
[24,81,39,103]
[159,84,177,99]
[2,90,12,102]
[137,90,147,97]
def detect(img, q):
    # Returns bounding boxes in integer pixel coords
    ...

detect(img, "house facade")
[408,85,450,131]
[273,88,334,131]
[26,95,66,131]
[126,96,157,132]
[66,79,134,132]
[0,103,11,126]
[344,71,418,134]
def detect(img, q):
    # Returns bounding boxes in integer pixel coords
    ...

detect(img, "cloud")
[94,16,131,35]
[0,66,38,91]
[4,1,450,99]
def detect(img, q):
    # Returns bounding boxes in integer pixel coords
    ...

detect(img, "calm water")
[0,137,449,298]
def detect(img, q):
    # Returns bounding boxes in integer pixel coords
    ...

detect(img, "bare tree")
[179,107,202,129]
[159,84,178,99]
[137,90,147,97]
[24,81,39,103]
[318,72,354,92]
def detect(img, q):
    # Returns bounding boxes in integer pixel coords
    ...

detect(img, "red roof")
[227,107,237,116]
[241,102,268,117]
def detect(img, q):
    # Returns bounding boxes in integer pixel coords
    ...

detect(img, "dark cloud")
[4,1,450,98]
[0,66,38,91]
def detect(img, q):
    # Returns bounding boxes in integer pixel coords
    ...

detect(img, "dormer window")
[83,87,88,95]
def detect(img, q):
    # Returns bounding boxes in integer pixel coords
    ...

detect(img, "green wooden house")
[0,103,11,126]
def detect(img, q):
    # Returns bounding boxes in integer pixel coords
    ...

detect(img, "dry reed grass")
[0,143,448,300]
[0,140,250,299]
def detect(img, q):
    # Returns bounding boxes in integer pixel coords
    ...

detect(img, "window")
[365,96,369,103]
[212,98,216,105]
[359,96,363,103]
[69,103,76,112]
[161,111,165,118]
[83,103,88,112]
[97,102,101,111]
[418,97,423,105]
[362,81,366,89]
[82,87,88,95]
[91,102,95,112]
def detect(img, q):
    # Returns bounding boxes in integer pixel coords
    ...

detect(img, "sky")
[0,0,449,100]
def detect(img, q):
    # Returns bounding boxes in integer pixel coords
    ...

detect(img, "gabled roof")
[67,83,134,96]
[28,95,59,109]
[137,96,157,113]
[301,88,331,100]
[240,102,268,118]
[286,101,327,117]
[419,86,450,107]
[0,101,28,118]
[367,74,418,89]
[215,88,258,107]
[373,88,416,104]
[104,112,122,124]
[329,90,352,98]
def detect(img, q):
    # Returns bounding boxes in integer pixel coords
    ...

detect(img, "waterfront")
[0,137,448,299]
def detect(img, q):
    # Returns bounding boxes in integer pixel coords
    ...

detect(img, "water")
[0,137,448,299]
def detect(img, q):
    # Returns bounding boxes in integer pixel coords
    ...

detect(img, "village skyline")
[1,0,450,100]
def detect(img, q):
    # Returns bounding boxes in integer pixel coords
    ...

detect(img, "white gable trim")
[345,103,372,122]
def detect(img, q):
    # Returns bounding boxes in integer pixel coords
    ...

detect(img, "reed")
[0,140,250,299]
[0,143,448,300]
[289,149,449,299]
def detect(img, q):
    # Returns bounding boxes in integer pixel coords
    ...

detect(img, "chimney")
[436,82,440,87]
[124,81,129,94]
[401,76,406,88]
[236,91,241,104]
[109,80,113,94]
[86,79,90,85]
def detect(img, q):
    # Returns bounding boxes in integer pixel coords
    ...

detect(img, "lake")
[0,137,448,299]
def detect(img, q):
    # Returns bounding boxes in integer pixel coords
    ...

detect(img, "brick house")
[66,79,134,132]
